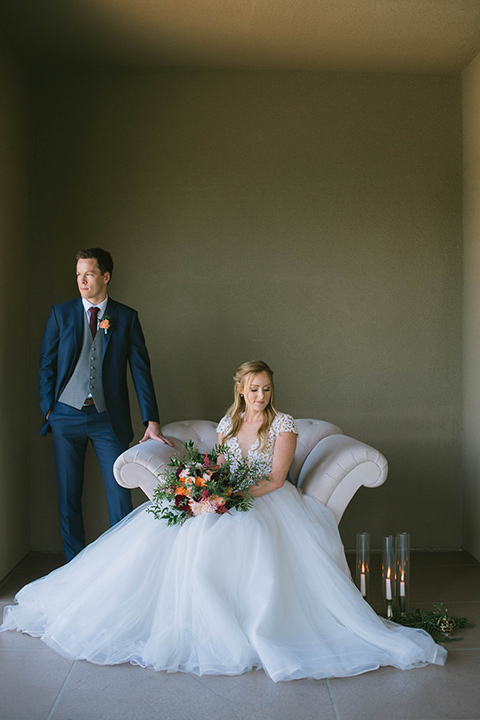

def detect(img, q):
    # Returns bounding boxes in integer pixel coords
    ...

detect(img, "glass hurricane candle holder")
[395,532,410,615]
[356,532,370,599]
[382,535,395,618]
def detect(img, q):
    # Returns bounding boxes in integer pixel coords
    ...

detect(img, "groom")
[39,248,173,561]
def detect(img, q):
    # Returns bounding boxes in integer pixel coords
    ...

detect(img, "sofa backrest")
[160,418,343,485]
[161,420,217,452]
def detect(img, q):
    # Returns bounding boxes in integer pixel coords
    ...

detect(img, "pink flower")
[189,494,229,516]
[189,498,217,516]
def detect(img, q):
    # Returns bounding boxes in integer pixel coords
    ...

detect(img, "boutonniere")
[99,315,113,334]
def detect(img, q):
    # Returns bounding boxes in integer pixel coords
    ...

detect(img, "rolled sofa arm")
[114,438,186,500]
[114,421,218,501]
[297,434,388,525]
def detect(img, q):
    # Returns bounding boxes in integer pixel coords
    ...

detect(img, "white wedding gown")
[1,413,446,682]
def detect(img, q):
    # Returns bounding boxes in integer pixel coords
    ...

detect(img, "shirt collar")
[82,296,108,319]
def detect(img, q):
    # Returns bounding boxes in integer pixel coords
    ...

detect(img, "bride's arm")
[248,431,297,498]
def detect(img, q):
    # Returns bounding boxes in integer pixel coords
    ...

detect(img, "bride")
[1,360,446,681]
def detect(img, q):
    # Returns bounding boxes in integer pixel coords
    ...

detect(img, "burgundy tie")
[89,307,99,339]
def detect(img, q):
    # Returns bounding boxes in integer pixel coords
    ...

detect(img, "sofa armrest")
[113,438,186,500]
[297,434,388,525]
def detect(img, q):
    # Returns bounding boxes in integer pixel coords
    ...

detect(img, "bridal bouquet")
[147,440,268,526]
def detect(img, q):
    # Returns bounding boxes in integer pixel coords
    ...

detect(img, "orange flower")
[195,476,206,487]
[175,486,188,496]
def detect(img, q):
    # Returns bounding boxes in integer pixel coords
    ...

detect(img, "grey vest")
[59,311,106,412]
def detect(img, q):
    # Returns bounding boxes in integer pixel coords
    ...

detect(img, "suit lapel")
[60,298,84,388]
[73,298,84,357]
[102,298,118,361]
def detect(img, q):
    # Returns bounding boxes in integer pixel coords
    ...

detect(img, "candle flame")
[361,563,365,574]
[386,567,391,579]
[401,570,405,582]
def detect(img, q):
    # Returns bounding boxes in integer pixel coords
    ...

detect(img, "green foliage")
[386,604,474,643]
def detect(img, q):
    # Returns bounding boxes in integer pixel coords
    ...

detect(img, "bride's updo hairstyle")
[223,360,277,450]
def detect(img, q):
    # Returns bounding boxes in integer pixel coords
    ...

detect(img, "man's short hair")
[76,248,114,279]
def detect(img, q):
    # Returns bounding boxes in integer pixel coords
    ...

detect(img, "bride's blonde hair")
[223,360,277,450]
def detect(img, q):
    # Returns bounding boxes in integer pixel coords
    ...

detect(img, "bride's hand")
[139,421,174,446]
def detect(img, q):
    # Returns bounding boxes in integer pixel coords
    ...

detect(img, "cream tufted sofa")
[114,419,388,525]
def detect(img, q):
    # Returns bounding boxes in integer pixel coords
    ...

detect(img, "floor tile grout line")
[326,679,341,720]
[45,659,76,720]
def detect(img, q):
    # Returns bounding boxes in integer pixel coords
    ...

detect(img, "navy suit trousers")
[48,402,133,561]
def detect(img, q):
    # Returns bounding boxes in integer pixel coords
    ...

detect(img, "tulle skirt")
[1,483,446,682]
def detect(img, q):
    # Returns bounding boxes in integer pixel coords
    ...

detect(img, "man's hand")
[139,421,174,446]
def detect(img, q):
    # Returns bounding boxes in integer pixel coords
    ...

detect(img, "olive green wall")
[28,68,463,553]
[0,34,30,579]
[462,52,480,563]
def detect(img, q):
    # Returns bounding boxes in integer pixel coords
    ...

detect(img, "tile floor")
[0,551,479,720]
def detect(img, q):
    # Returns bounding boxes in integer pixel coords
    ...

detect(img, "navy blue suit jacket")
[39,297,160,448]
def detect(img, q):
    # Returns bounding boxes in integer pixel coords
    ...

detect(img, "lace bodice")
[216,412,298,476]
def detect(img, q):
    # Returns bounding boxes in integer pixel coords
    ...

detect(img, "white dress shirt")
[82,296,108,325]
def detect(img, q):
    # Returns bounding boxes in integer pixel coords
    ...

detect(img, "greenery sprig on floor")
[385,604,473,642]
